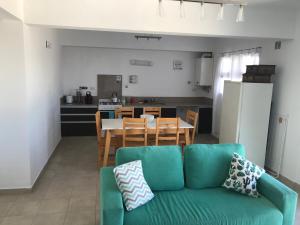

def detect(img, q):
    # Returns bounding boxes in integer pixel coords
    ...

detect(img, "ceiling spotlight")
[217,4,224,21]
[236,5,245,22]
[158,0,165,17]
[179,0,186,18]
[200,1,205,19]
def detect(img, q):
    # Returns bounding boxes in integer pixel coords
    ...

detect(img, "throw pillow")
[113,160,154,211]
[223,153,265,197]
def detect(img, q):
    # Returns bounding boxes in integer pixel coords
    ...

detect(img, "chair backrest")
[143,107,161,117]
[186,110,199,144]
[115,107,134,118]
[155,117,179,145]
[122,118,147,147]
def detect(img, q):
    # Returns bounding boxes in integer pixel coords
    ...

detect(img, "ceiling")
[247,0,300,10]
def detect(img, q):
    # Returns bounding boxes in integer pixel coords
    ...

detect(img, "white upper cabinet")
[195,57,214,86]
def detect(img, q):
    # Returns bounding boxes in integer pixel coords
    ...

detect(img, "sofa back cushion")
[184,144,246,189]
[116,145,184,191]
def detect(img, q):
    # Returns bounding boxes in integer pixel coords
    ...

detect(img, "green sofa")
[99,144,298,225]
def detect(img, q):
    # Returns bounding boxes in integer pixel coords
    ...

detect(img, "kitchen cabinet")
[195,57,214,86]
[161,108,177,118]
[133,107,176,118]
[61,106,98,136]
[134,108,143,118]
[198,107,212,134]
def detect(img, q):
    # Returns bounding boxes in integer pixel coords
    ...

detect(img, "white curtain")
[212,49,260,137]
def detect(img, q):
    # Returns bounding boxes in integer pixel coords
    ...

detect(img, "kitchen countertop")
[61,102,212,108]
[124,102,212,108]
[61,103,98,108]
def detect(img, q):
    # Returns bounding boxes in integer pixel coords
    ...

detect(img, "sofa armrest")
[100,167,124,225]
[257,173,298,225]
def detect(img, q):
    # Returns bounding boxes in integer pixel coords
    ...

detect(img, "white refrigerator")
[219,81,273,168]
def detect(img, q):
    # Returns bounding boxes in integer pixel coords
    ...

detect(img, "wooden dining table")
[101,118,194,166]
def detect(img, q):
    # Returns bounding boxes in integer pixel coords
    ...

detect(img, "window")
[212,48,260,137]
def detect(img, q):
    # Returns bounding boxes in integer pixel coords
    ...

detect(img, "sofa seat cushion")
[116,146,184,191]
[124,188,283,225]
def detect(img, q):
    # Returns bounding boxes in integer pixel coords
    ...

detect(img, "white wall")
[58,30,216,52]
[62,46,211,98]
[24,0,297,39]
[0,15,62,189]
[24,25,62,185]
[0,19,31,189]
[0,0,23,20]
[213,12,300,184]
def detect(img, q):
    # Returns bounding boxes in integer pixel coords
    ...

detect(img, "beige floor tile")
[0,216,33,225]
[0,202,12,217]
[69,196,96,212]
[71,185,97,198]
[0,194,19,204]
[38,199,69,214]
[32,212,66,225]
[44,187,72,200]
[16,191,45,202]
[64,209,95,225]
[6,201,40,217]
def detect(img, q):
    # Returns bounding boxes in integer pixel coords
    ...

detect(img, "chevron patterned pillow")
[113,160,154,211]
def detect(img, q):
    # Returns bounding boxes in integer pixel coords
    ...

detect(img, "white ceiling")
[247,0,300,9]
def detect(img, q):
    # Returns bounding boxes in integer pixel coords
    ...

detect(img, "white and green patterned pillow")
[113,160,154,211]
[223,153,265,197]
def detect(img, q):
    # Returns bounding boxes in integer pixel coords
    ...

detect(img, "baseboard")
[0,137,62,194]
[30,137,62,190]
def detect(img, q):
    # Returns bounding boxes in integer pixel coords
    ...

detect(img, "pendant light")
[217,3,224,21]
[236,5,245,22]
[200,1,205,19]
[158,0,165,17]
[179,0,186,18]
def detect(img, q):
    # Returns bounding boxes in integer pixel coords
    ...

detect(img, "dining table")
[101,118,194,166]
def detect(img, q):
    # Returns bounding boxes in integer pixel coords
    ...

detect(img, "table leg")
[103,130,111,167]
[184,128,190,145]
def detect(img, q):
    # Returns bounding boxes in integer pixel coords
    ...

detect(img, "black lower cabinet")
[198,108,212,134]
[61,106,98,136]
[161,108,177,118]
[134,108,143,118]
[61,123,96,136]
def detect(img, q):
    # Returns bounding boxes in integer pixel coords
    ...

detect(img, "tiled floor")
[0,135,299,225]
[0,137,98,225]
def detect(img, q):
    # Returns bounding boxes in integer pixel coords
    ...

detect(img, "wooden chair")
[115,107,134,118]
[184,110,199,144]
[155,117,180,145]
[143,107,161,117]
[123,118,147,147]
[95,111,120,167]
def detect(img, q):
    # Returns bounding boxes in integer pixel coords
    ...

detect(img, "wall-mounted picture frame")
[173,60,183,70]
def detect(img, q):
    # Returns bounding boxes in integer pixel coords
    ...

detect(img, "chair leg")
[97,143,103,168]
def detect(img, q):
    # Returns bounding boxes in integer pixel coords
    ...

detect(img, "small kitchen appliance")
[111,92,118,103]
[66,95,73,104]
[85,91,93,104]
